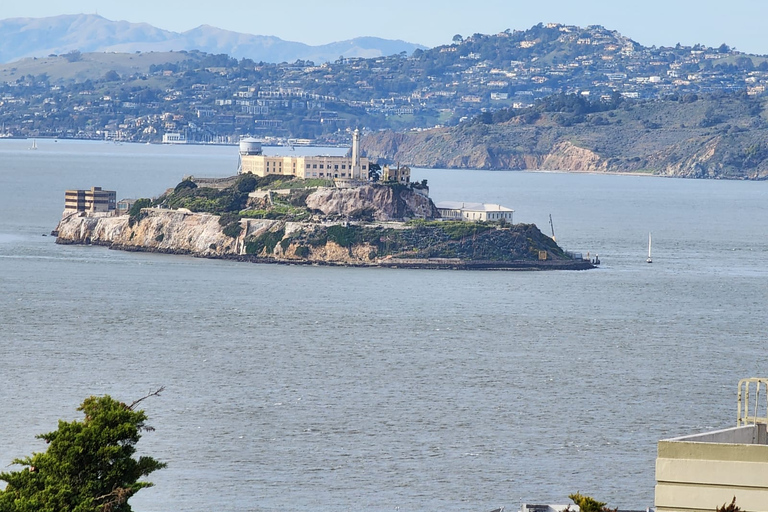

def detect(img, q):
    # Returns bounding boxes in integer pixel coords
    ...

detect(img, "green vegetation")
[128,198,152,227]
[409,219,496,240]
[242,220,565,262]
[218,212,243,238]
[161,184,248,214]
[245,227,285,255]
[568,492,615,512]
[254,178,333,190]
[0,391,166,512]
[4,23,768,146]
[158,175,322,223]
[368,91,768,179]
[293,246,310,258]
[240,203,311,222]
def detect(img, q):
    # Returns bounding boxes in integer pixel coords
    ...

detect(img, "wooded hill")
[360,92,768,179]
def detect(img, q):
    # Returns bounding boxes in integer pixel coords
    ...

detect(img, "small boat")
[29,139,37,150]
[647,232,652,263]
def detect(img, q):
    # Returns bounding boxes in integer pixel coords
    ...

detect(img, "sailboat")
[646,232,652,263]
[29,139,37,150]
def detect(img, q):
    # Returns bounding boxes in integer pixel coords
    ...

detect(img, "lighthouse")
[351,128,360,179]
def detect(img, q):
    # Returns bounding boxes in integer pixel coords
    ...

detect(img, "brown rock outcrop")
[305,185,437,221]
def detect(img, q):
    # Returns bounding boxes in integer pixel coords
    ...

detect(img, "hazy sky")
[2,0,768,54]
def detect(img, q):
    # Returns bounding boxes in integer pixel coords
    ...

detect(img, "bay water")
[1,139,767,511]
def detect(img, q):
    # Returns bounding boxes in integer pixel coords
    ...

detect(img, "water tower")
[239,137,262,156]
[237,138,262,174]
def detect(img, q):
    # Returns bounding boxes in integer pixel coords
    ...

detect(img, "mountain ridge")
[0,14,426,64]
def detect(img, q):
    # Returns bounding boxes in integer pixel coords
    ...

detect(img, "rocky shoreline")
[54,209,594,271]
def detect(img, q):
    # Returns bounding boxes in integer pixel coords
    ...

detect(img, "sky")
[2,0,768,54]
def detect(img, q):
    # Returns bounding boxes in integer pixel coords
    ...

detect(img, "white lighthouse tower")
[351,128,361,179]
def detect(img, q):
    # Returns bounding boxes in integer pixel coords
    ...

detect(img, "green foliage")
[127,198,152,227]
[218,212,241,227]
[154,233,164,242]
[219,212,246,239]
[235,174,258,193]
[244,228,285,255]
[222,221,242,238]
[326,224,360,247]
[286,189,312,207]
[429,220,495,240]
[240,204,310,221]
[162,185,248,214]
[174,179,197,192]
[568,492,612,512]
[293,245,310,258]
[0,393,166,512]
[239,209,270,219]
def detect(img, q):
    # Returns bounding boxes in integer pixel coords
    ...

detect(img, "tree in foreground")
[0,389,166,512]
[716,497,742,512]
[568,492,617,512]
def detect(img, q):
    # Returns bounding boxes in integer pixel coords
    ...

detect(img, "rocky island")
[55,137,593,270]
[54,176,592,271]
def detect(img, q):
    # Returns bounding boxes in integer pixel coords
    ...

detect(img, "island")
[53,140,595,271]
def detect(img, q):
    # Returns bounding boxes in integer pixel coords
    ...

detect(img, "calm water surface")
[1,139,767,511]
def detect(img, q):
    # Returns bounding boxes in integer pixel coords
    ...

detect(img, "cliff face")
[55,210,588,269]
[304,184,438,220]
[56,209,240,257]
[55,210,377,264]
[360,128,606,171]
[360,100,768,180]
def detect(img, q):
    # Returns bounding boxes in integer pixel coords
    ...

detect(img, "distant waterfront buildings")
[162,132,187,144]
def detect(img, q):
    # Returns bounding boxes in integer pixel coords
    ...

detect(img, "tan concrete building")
[381,164,411,183]
[64,187,117,213]
[655,378,768,512]
[238,129,369,181]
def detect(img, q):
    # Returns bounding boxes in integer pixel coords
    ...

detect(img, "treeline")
[475,92,625,125]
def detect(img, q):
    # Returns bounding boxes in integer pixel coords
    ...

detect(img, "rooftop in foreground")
[655,378,768,512]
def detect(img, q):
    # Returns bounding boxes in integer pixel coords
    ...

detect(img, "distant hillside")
[0,14,425,64]
[360,93,768,180]
[0,52,201,83]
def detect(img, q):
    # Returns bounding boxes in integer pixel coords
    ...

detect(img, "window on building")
[341,165,346,169]
[313,164,317,168]
[306,164,310,168]
[334,165,339,170]
[362,165,367,170]
[319,164,324,169]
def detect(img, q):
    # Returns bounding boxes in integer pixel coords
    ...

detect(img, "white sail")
[647,232,652,263]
